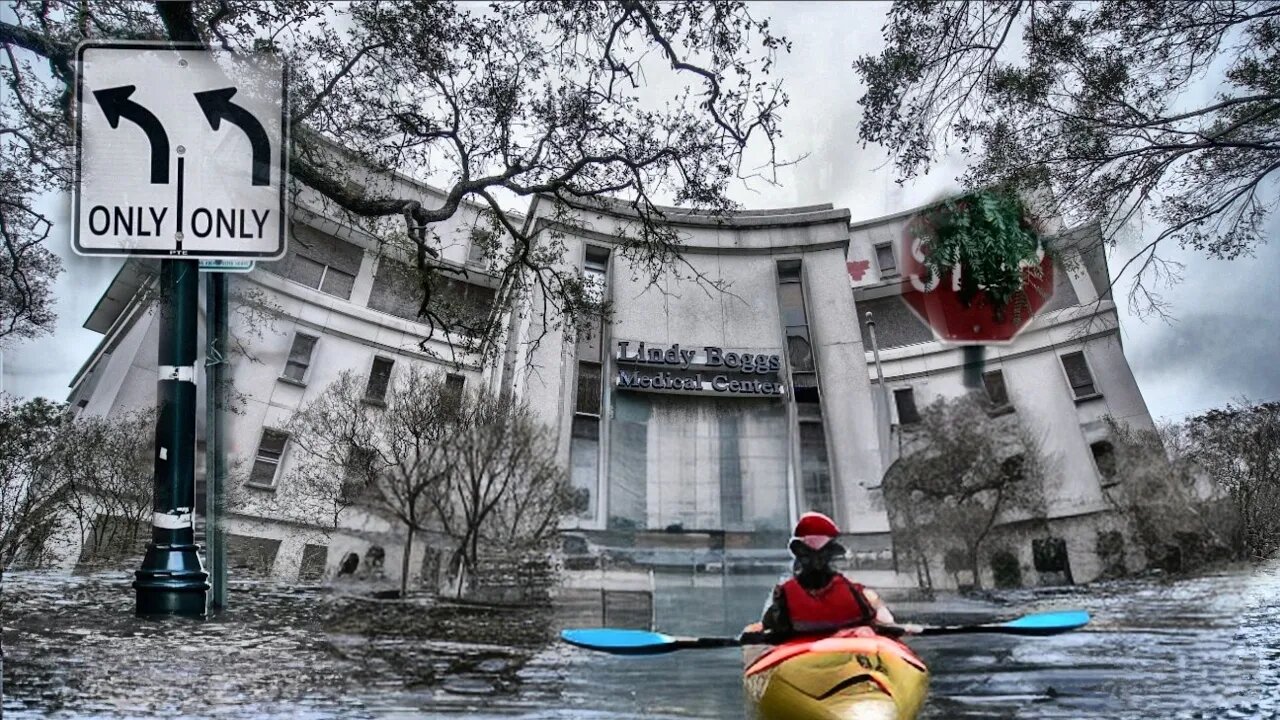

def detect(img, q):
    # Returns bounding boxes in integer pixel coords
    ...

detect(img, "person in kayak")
[761,511,897,634]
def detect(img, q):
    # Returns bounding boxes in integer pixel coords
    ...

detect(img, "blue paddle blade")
[1000,610,1091,632]
[561,628,675,653]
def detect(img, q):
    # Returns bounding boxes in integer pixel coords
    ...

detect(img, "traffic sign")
[73,42,288,259]
[898,208,1055,345]
[198,259,255,273]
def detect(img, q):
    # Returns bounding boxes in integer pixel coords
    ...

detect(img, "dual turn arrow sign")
[73,42,288,259]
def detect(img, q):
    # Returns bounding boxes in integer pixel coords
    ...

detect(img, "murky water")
[3,563,1277,718]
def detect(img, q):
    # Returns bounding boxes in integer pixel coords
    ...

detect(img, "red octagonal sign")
[897,212,1055,345]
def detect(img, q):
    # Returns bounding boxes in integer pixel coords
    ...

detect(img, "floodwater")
[3,563,1277,719]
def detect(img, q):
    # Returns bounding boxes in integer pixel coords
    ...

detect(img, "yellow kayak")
[742,625,929,720]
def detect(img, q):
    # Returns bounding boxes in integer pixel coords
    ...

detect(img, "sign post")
[74,41,287,616]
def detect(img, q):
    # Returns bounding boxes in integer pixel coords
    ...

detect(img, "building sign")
[614,341,786,397]
[73,42,288,259]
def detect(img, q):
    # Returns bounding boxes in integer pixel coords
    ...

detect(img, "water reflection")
[3,563,1277,718]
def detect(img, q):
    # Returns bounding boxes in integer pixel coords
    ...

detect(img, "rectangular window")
[467,235,488,267]
[1091,441,1118,484]
[799,421,835,517]
[578,247,610,361]
[982,369,1010,408]
[894,388,921,425]
[570,415,600,520]
[319,266,356,299]
[874,243,897,275]
[365,356,394,402]
[1061,351,1097,398]
[342,444,378,501]
[443,373,465,413]
[281,253,356,300]
[576,362,603,415]
[282,332,318,383]
[291,254,326,289]
[248,429,288,488]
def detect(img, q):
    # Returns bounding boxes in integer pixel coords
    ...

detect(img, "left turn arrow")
[194,87,271,186]
[92,85,170,184]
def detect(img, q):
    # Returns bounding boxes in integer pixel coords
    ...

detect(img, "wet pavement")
[3,562,1278,718]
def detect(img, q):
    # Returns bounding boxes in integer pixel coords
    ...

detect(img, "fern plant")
[915,189,1050,323]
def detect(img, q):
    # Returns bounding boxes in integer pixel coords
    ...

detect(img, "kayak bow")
[743,625,929,720]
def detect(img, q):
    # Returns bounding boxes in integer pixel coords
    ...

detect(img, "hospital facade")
[62,178,1156,601]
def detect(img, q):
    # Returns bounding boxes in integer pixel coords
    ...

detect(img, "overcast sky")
[3,1,1277,422]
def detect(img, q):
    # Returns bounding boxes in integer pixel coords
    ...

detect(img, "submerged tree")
[1184,399,1280,561]
[0,395,68,569]
[436,389,569,595]
[1099,416,1238,572]
[856,2,1280,316]
[57,406,156,564]
[285,366,568,598]
[1,0,792,358]
[882,393,1049,589]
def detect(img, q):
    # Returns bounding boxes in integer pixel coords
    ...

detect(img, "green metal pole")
[205,270,229,610]
[134,258,209,616]
[211,271,229,607]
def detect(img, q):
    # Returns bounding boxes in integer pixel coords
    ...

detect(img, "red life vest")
[781,575,875,633]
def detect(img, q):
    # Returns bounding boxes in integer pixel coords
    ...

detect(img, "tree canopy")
[0,0,791,354]
[856,1,1280,316]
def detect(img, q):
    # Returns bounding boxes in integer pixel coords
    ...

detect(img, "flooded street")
[3,563,1277,719]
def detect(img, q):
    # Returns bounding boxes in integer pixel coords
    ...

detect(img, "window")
[1091,441,1118,484]
[248,429,288,488]
[874,243,897,275]
[279,252,356,299]
[467,231,489,267]
[319,266,356,298]
[777,259,820,398]
[576,362,602,414]
[365,356,394,403]
[569,246,611,521]
[982,369,1011,409]
[799,421,835,517]
[1061,351,1098,398]
[894,388,921,425]
[342,444,378,501]
[443,373,465,413]
[282,332,318,383]
[570,415,601,520]
[578,247,610,360]
[262,227,363,300]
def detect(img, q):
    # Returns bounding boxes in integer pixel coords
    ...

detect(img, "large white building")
[60,184,1157,606]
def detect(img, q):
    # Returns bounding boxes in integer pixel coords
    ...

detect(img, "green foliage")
[915,189,1047,317]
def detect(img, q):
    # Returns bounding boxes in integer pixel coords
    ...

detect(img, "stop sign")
[897,211,1054,344]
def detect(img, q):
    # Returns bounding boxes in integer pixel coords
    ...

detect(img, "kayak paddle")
[560,609,1091,655]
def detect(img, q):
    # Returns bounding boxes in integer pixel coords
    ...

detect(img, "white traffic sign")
[73,42,288,259]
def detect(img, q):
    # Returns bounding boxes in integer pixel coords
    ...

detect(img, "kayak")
[742,624,929,720]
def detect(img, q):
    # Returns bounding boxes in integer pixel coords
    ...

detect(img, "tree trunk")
[969,546,983,590]
[400,526,413,600]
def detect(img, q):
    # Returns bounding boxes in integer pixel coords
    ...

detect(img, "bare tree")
[286,366,464,598]
[1184,399,1280,560]
[1,0,793,360]
[285,366,567,598]
[57,406,156,565]
[436,389,570,595]
[1100,416,1238,571]
[882,393,1050,590]
[0,394,69,569]
[855,2,1280,318]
